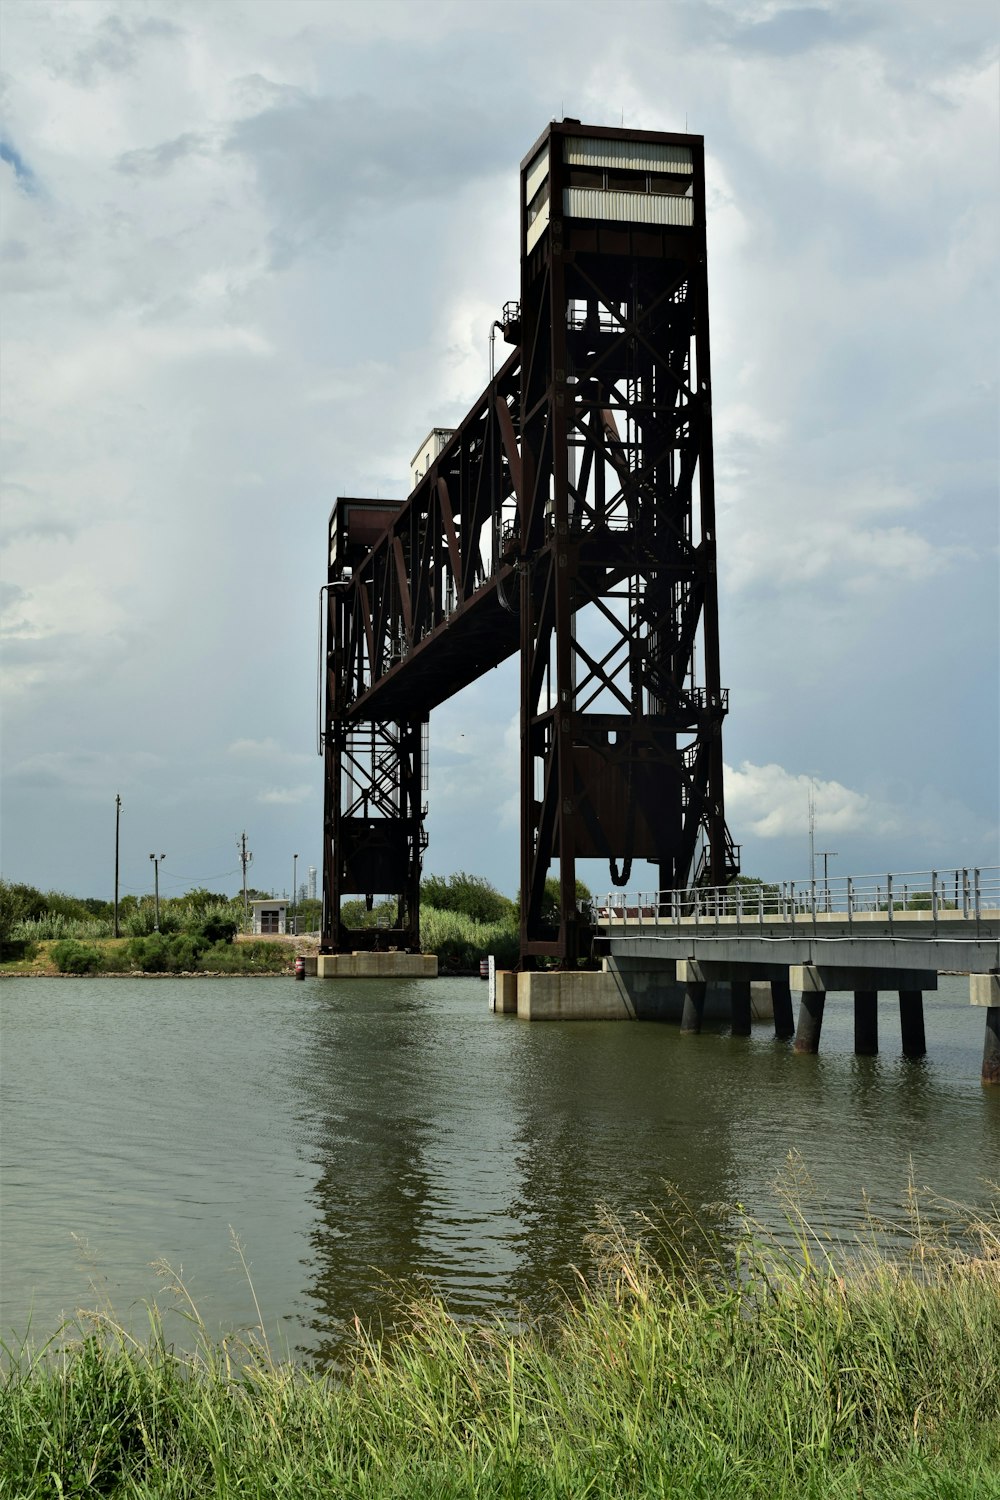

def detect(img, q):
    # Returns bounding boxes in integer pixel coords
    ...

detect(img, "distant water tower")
[308,865,317,901]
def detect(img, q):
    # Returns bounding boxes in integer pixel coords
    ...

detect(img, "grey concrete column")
[981,1008,1000,1086]
[898,990,926,1058]
[970,975,1000,1086]
[731,980,752,1037]
[771,979,794,1040]
[677,961,707,1035]
[854,990,879,1055]
[680,982,707,1034]
[793,991,826,1052]
[790,966,826,1053]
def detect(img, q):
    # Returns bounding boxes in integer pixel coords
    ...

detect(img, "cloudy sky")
[1,0,997,906]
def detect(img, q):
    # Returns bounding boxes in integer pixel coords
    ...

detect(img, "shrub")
[167,935,204,972]
[198,941,291,973]
[420,872,515,924]
[126,935,171,972]
[0,938,36,963]
[195,914,237,946]
[51,940,106,975]
[339,898,398,930]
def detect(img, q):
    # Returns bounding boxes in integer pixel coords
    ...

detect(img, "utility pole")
[238,832,253,931]
[114,793,122,938]
[149,853,165,931]
[808,780,816,885]
[292,853,298,938]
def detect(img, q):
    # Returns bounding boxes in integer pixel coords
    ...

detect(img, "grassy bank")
[3,1206,998,1498]
[0,936,297,977]
[1,909,517,977]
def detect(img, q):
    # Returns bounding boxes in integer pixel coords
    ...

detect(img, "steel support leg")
[854,990,879,1056]
[793,988,826,1054]
[899,990,926,1059]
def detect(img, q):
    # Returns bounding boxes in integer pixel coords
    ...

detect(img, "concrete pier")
[789,964,936,1057]
[516,968,632,1021]
[898,990,927,1058]
[792,983,826,1054]
[677,960,707,1034]
[854,990,879,1055]
[491,970,518,1014]
[771,978,794,1040]
[970,973,1000,1085]
[316,952,438,978]
[731,979,753,1037]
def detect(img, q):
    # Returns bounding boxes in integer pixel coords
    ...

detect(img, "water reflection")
[2,975,997,1364]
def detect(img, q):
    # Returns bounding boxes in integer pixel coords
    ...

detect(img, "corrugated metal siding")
[564,136,693,174]
[563,187,694,227]
[524,145,549,204]
[526,199,550,252]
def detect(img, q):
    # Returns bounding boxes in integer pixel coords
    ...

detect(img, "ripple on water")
[1,974,997,1356]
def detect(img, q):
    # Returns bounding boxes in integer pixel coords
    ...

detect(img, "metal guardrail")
[597,867,1000,939]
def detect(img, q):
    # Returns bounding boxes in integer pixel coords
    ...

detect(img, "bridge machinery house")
[251,899,287,936]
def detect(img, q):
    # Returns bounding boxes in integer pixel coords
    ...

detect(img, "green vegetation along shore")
[3,1205,998,1498]
[0,872,559,975]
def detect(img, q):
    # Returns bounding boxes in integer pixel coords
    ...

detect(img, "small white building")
[251,899,287,936]
[410,428,455,492]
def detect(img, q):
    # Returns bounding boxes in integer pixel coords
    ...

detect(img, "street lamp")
[149,853,165,931]
[292,853,298,937]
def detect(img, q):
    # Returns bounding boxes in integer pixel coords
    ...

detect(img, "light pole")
[817,850,838,911]
[114,794,122,939]
[292,853,298,937]
[149,853,165,930]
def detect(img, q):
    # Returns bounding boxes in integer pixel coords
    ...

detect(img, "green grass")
[3,1198,998,1498]
[420,906,520,971]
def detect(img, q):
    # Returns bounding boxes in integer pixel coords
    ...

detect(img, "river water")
[1,974,997,1363]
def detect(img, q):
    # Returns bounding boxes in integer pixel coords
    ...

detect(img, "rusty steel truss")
[321,121,738,963]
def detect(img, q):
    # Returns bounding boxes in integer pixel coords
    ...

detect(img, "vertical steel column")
[321,521,424,954]
[516,122,737,967]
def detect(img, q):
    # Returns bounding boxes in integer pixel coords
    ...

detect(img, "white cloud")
[256,785,313,805]
[724,761,892,840]
[0,0,994,900]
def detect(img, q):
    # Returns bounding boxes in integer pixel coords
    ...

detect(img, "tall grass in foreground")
[2,1198,999,1499]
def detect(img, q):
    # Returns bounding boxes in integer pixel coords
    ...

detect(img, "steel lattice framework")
[321,121,738,963]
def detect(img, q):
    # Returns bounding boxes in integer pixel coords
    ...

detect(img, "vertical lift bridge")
[321,120,738,966]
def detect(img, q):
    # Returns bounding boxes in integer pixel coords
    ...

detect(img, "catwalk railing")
[597,866,1000,938]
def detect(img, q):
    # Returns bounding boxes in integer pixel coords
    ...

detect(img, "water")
[1,974,997,1362]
